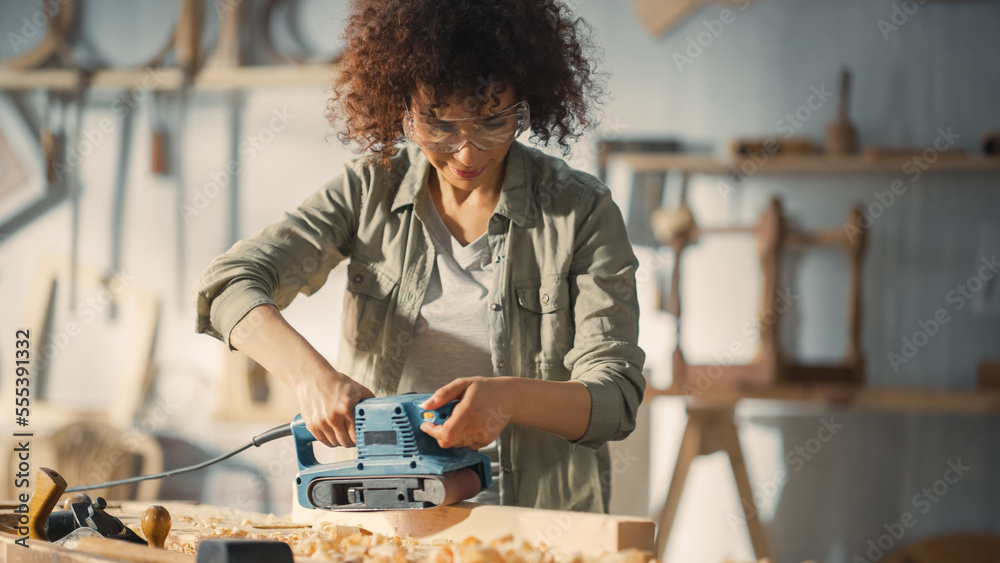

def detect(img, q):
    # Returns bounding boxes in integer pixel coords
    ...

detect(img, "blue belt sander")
[63,393,490,512]
[292,393,492,510]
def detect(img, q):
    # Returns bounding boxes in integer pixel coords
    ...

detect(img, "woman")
[194,0,644,513]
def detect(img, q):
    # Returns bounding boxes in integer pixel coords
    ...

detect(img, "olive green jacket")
[193,141,645,512]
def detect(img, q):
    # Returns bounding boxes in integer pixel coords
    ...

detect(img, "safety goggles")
[402,101,530,153]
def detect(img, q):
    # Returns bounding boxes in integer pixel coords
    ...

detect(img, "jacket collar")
[390,142,534,227]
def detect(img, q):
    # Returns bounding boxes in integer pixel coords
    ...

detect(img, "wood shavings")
[139,504,658,563]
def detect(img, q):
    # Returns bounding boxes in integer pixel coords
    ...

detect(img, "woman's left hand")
[419,377,516,450]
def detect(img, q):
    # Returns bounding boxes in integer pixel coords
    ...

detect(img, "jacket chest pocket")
[515,277,573,370]
[342,260,398,352]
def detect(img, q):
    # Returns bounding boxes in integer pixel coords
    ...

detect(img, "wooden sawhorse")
[654,400,774,561]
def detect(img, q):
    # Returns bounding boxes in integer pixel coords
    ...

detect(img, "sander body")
[293,394,492,510]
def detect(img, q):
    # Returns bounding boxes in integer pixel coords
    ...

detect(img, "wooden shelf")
[0,63,338,91]
[647,383,1000,414]
[614,152,1000,175]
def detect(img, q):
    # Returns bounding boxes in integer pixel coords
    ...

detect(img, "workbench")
[1,498,656,562]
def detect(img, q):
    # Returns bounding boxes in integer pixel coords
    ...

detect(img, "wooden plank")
[647,383,1000,413]
[0,65,335,91]
[1,534,123,563]
[290,501,655,557]
[73,537,193,563]
[2,501,654,561]
[196,64,339,89]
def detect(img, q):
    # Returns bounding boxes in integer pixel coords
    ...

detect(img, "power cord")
[65,423,293,492]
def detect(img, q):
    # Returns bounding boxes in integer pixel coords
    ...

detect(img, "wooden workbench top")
[2,499,656,562]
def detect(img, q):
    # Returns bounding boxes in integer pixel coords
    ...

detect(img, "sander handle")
[291,394,459,472]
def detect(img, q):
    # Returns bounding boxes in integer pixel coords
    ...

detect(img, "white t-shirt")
[396,197,501,504]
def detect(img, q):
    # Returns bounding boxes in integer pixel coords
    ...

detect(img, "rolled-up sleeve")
[565,187,646,449]
[193,164,365,349]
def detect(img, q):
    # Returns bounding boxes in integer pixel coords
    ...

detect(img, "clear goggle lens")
[403,101,530,152]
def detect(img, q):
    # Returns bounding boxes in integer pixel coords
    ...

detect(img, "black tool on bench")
[196,538,294,563]
[45,495,147,545]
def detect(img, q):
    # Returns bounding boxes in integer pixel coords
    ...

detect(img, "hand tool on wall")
[40,92,65,189]
[151,92,171,176]
[108,94,136,319]
[0,124,29,199]
[148,0,206,178]
[66,74,91,311]
[166,0,203,309]
[0,92,72,243]
[170,89,190,309]
[825,67,858,154]
[226,89,244,246]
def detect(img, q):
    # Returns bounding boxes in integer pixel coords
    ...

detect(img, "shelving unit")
[614,152,1000,175]
[610,145,1000,561]
[0,64,339,91]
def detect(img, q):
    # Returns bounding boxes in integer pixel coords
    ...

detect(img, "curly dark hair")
[328,0,605,164]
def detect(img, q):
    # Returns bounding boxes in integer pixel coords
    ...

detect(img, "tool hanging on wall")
[107,97,136,320]
[0,92,70,243]
[172,0,203,308]
[227,89,244,246]
[147,87,191,309]
[40,92,66,189]
[66,74,92,312]
[171,89,191,309]
[0,119,30,201]
[150,92,171,176]
[35,0,95,312]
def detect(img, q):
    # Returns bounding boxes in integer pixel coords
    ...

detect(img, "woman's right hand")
[295,368,375,447]
[228,304,375,447]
